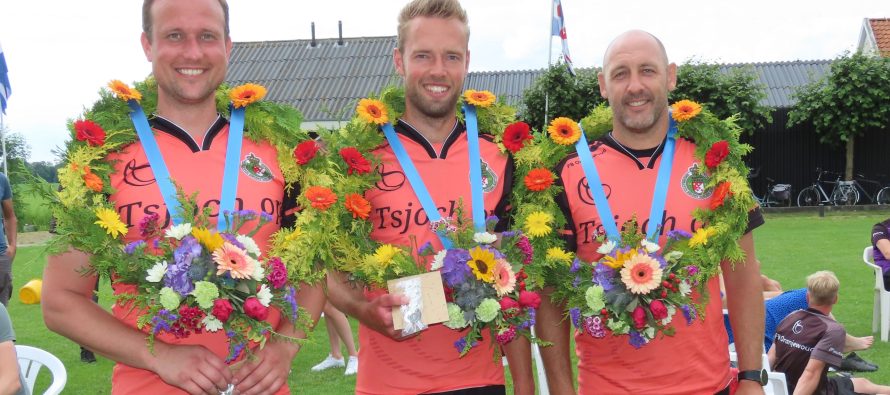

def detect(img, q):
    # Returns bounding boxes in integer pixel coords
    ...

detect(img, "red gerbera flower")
[340,147,371,175]
[293,140,319,165]
[74,119,107,147]
[705,140,730,169]
[502,122,533,153]
[524,168,554,192]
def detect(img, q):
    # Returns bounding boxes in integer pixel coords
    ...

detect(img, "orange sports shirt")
[106,116,295,395]
[555,134,760,394]
[358,119,513,395]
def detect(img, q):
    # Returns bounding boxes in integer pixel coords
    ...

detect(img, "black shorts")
[426,385,506,395]
[829,376,868,395]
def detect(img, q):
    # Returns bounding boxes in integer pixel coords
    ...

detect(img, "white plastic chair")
[15,345,67,395]
[862,246,890,341]
[766,371,789,395]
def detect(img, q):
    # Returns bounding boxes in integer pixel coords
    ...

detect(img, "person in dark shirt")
[870,218,890,291]
[769,271,890,395]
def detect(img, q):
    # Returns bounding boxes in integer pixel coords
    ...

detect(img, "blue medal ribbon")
[127,100,244,230]
[380,106,487,249]
[573,113,678,242]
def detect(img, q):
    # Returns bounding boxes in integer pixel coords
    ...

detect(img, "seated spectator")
[769,271,890,395]
[871,218,890,291]
[0,302,27,395]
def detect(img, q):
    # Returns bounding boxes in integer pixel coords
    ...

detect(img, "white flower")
[596,240,617,254]
[251,257,265,281]
[165,223,192,240]
[679,281,692,296]
[145,260,168,283]
[236,235,261,257]
[664,250,684,262]
[202,315,224,332]
[256,284,272,307]
[473,232,498,244]
[430,250,448,271]
[661,305,676,325]
[641,239,660,253]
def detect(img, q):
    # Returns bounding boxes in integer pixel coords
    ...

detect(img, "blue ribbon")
[127,100,244,230]
[380,109,487,249]
[573,114,677,242]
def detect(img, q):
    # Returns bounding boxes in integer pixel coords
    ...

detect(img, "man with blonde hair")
[326,0,533,394]
[770,271,890,394]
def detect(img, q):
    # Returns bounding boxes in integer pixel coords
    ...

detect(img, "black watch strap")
[737,369,768,386]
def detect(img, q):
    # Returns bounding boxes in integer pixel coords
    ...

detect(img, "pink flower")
[244,297,269,321]
[500,297,520,312]
[266,257,289,289]
[493,259,516,296]
[213,243,255,279]
[518,290,541,309]
[212,299,234,322]
[496,327,517,345]
[632,305,647,329]
[649,300,668,320]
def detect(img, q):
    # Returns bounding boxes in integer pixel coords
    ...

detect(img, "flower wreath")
[32,77,330,286]
[509,100,756,346]
[296,87,516,285]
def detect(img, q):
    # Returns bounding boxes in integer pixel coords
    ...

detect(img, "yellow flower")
[670,100,702,122]
[192,227,225,252]
[602,248,637,269]
[468,246,496,283]
[689,227,718,248]
[548,117,581,145]
[107,80,142,102]
[546,247,573,264]
[524,211,553,238]
[229,83,267,108]
[464,90,496,107]
[94,207,128,239]
[372,244,400,267]
[356,98,389,125]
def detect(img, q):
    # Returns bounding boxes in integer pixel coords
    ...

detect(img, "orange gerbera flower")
[305,186,337,210]
[464,90,496,107]
[548,117,581,145]
[670,100,702,122]
[356,99,389,125]
[229,83,267,108]
[344,193,371,219]
[524,168,554,192]
[710,181,733,210]
[108,80,142,102]
[82,166,104,192]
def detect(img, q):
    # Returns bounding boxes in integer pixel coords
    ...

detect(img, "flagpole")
[544,0,554,127]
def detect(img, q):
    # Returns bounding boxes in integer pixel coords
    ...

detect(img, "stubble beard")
[405,84,459,120]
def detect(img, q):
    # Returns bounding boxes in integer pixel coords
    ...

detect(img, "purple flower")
[260,212,273,222]
[221,233,244,250]
[485,215,499,229]
[570,257,582,273]
[651,253,667,269]
[226,342,246,363]
[572,275,581,288]
[569,308,581,329]
[667,230,692,240]
[164,261,194,296]
[441,249,472,287]
[593,263,615,292]
[519,308,536,329]
[685,265,700,277]
[454,338,468,353]
[417,241,432,255]
[501,230,517,238]
[124,240,145,254]
[681,304,696,325]
[284,286,299,322]
[628,331,647,349]
[151,309,177,335]
[174,236,202,266]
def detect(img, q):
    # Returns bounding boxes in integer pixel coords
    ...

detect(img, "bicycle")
[853,173,890,205]
[796,168,858,207]
[753,177,792,207]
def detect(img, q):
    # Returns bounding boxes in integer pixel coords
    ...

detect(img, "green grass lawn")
[8,209,890,393]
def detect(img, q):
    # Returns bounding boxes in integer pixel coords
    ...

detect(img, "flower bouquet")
[118,198,311,362]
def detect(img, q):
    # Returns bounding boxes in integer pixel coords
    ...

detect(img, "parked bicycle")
[797,168,858,207]
[852,173,890,205]
[747,167,792,207]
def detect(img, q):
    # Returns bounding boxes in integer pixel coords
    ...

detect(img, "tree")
[26,161,60,183]
[520,64,603,130]
[787,52,890,180]
[671,60,772,133]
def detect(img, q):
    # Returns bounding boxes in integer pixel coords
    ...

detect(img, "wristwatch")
[737,369,768,386]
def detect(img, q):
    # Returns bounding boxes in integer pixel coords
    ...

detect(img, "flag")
[0,42,10,114]
[551,0,575,76]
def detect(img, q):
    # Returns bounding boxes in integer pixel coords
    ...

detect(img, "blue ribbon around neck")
[573,114,678,242]
[127,101,244,231]
[380,106,487,249]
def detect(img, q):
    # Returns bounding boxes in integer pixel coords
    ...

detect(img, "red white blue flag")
[0,42,10,114]
[551,0,575,76]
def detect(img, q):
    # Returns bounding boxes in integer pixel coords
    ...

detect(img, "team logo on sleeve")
[241,153,273,182]
[477,159,499,193]
[680,163,713,200]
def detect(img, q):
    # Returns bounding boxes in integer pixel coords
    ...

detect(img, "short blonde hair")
[397,0,469,51]
[806,271,839,306]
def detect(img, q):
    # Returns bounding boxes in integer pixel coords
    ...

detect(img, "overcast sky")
[0,0,886,163]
